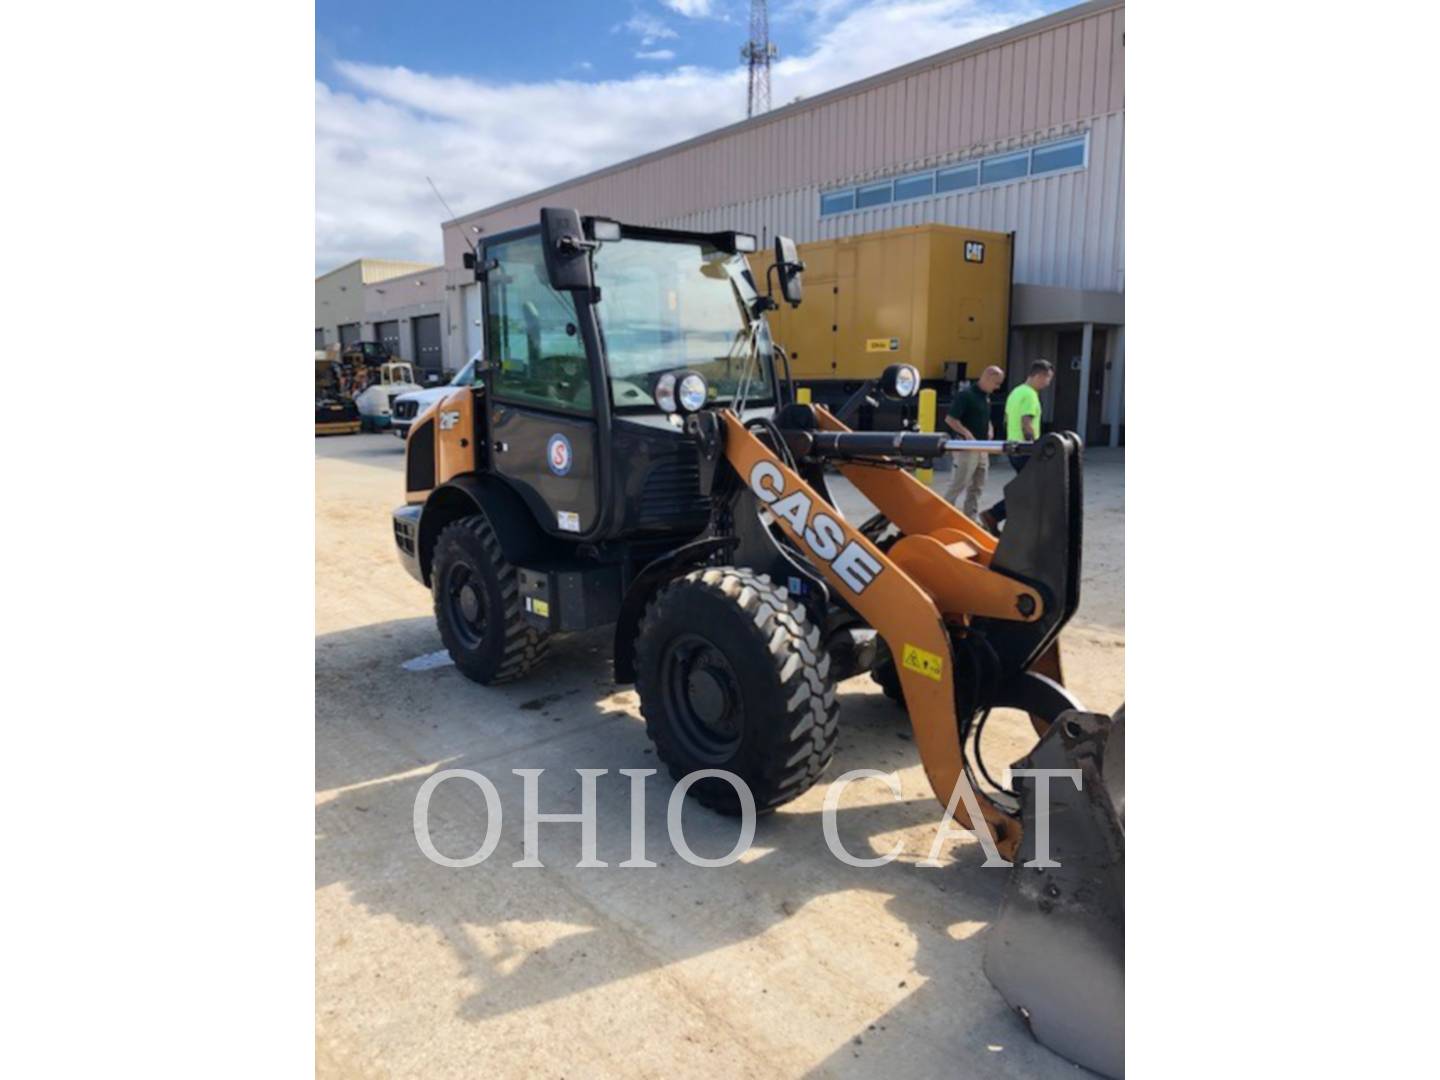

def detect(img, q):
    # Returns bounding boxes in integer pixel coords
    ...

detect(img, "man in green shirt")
[981,359,1054,534]
[941,365,1004,520]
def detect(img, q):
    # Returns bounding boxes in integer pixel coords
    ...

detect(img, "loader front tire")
[431,513,547,684]
[635,567,839,814]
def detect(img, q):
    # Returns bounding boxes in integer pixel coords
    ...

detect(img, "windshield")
[592,237,774,410]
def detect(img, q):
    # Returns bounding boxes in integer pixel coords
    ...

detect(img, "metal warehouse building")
[315,259,448,375]
[440,0,1124,444]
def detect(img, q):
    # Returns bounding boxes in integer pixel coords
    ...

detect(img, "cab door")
[482,229,601,538]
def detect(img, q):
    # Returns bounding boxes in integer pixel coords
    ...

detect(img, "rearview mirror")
[774,235,803,308]
[540,207,595,293]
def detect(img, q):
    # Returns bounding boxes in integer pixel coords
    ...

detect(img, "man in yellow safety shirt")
[980,358,1055,535]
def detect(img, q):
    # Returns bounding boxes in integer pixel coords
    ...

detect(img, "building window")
[315,327,325,349]
[1031,136,1086,175]
[893,173,935,201]
[980,151,1029,185]
[818,132,1088,217]
[936,165,978,193]
[856,182,892,209]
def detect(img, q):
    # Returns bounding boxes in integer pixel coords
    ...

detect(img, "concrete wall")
[314,262,364,349]
[362,266,450,366]
[316,258,439,354]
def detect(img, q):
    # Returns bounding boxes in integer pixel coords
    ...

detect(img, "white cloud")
[618,12,678,46]
[662,0,715,16]
[635,48,677,61]
[316,1,1045,271]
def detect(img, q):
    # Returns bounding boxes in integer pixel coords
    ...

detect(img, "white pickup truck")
[390,356,479,439]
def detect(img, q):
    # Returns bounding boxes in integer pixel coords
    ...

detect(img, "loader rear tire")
[431,513,548,684]
[636,567,839,815]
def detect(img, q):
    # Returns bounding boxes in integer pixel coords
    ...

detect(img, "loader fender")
[612,536,736,684]
[417,475,557,587]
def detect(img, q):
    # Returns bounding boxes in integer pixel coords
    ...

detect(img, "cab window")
[484,233,592,413]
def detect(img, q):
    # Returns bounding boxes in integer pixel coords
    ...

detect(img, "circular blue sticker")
[546,433,573,476]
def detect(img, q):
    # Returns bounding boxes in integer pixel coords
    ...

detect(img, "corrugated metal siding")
[445,1,1123,295]
[363,265,444,309]
[659,111,1122,292]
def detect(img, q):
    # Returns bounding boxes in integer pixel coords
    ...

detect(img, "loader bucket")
[983,707,1125,1078]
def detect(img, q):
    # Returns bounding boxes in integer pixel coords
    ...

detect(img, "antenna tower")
[740,0,777,118]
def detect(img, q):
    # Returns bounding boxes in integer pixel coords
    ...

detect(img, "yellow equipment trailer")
[751,223,1013,428]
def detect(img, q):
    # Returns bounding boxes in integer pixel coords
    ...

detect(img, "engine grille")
[393,399,420,421]
[635,451,708,528]
[393,517,416,556]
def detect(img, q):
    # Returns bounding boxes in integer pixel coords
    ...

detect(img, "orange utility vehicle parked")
[392,209,1123,1078]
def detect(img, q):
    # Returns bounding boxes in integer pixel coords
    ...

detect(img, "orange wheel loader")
[391,209,1124,1077]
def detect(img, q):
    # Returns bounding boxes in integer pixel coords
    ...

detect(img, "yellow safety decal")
[901,643,943,681]
[533,598,550,618]
[866,337,899,352]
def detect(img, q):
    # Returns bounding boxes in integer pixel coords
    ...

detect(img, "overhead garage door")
[412,314,442,375]
[375,320,401,358]
[338,323,361,349]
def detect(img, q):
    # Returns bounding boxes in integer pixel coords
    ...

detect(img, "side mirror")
[540,207,595,293]
[774,235,804,308]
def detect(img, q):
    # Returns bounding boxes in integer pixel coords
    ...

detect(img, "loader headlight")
[881,363,920,400]
[589,217,622,242]
[654,372,678,413]
[677,372,709,413]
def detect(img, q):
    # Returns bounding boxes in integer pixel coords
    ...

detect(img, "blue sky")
[316,1,1064,272]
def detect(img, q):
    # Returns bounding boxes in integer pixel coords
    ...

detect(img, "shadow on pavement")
[316,617,1080,1077]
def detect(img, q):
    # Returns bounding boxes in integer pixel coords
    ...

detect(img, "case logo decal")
[547,433,573,476]
[439,409,461,430]
[901,643,944,681]
[747,460,883,596]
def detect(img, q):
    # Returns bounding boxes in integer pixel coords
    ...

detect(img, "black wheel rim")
[444,561,489,652]
[661,633,744,763]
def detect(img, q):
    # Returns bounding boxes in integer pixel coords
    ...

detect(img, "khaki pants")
[942,449,989,520]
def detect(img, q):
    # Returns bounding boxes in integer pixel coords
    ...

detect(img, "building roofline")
[315,258,438,283]
[363,264,444,285]
[443,0,1121,229]
[315,259,364,281]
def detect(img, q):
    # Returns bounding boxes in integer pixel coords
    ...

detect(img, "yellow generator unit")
[752,223,1013,428]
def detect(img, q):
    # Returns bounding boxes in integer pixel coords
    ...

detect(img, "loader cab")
[475,211,788,542]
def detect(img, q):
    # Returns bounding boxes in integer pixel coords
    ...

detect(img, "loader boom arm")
[718,410,1046,856]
